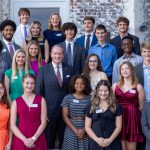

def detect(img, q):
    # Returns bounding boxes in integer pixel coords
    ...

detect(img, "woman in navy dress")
[85,80,123,150]
[43,12,65,61]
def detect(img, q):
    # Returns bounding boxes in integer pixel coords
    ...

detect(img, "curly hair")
[0,19,16,32]
[61,22,77,37]
[69,75,91,95]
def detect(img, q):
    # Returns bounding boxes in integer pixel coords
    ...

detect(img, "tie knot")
[8,42,12,45]
[87,34,91,37]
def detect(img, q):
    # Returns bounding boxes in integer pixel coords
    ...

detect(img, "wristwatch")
[32,136,36,141]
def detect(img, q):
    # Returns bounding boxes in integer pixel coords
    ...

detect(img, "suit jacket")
[35,62,72,118]
[110,33,140,58]
[76,34,98,57]
[0,40,20,81]
[13,24,29,46]
[141,102,150,150]
[135,63,144,86]
[76,34,98,48]
[59,41,86,75]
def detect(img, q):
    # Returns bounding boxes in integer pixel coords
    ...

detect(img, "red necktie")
[8,42,14,58]
[56,66,62,87]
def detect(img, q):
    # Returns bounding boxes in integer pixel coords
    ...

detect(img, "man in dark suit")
[59,22,85,75]
[110,16,140,58]
[0,20,20,58]
[76,16,98,56]
[36,45,72,149]
[0,20,20,81]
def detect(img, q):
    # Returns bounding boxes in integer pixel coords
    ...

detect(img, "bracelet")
[32,136,36,141]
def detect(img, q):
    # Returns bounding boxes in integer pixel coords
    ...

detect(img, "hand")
[77,129,85,139]
[23,138,35,148]
[101,138,112,147]
[95,137,104,146]
[5,143,11,150]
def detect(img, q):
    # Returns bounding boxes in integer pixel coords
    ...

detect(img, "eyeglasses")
[89,60,98,63]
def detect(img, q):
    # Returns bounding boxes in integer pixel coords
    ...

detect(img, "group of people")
[0,7,150,150]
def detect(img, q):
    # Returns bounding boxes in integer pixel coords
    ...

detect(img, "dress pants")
[45,110,65,149]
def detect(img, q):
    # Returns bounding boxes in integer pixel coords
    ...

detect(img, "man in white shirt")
[13,8,30,47]
[59,22,86,75]
[76,16,98,57]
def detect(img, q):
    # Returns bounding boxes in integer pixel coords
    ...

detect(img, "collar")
[52,61,62,68]
[85,32,94,36]
[96,42,108,47]
[143,63,150,69]
[119,32,128,39]
[3,38,13,45]
[65,40,74,46]
[122,53,135,59]
[20,23,29,28]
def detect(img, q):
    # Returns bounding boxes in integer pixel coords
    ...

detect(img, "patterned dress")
[61,94,91,150]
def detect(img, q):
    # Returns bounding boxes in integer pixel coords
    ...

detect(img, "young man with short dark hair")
[59,22,85,75]
[13,8,30,46]
[76,16,97,56]
[88,24,117,83]
[110,16,140,58]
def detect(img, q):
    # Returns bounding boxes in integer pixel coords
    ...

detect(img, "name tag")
[96,109,103,113]
[56,33,62,36]
[129,90,136,94]
[30,104,38,108]
[73,99,79,103]
[11,76,18,79]
[39,43,44,45]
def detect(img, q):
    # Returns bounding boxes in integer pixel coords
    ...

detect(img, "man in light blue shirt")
[88,24,117,83]
[112,36,143,84]
[135,41,150,102]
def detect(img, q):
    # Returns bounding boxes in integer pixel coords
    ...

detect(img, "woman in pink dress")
[112,61,145,150]
[10,74,47,150]
[26,40,46,76]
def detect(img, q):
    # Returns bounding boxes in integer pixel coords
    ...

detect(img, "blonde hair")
[11,49,29,76]
[90,80,116,113]
[26,21,44,42]
[48,12,62,30]
[118,61,138,87]
[26,40,43,68]
[141,41,150,52]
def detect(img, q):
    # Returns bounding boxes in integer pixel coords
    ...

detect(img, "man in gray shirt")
[112,36,143,84]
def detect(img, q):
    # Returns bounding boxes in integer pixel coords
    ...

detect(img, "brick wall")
[0,0,149,42]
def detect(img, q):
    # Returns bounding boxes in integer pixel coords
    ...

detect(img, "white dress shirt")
[52,62,63,81]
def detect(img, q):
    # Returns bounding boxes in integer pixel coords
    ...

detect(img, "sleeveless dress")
[85,104,123,150]
[61,94,91,150]
[11,95,47,150]
[115,85,144,142]
[0,103,10,150]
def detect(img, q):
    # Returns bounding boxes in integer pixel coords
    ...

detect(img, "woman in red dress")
[10,74,47,150]
[112,61,145,150]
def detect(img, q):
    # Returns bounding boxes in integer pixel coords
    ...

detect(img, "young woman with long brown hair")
[85,80,122,150]
[112,61,145,150]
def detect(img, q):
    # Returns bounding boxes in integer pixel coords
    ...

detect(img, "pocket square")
[2,49,7,53]
[66,75,71,78]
